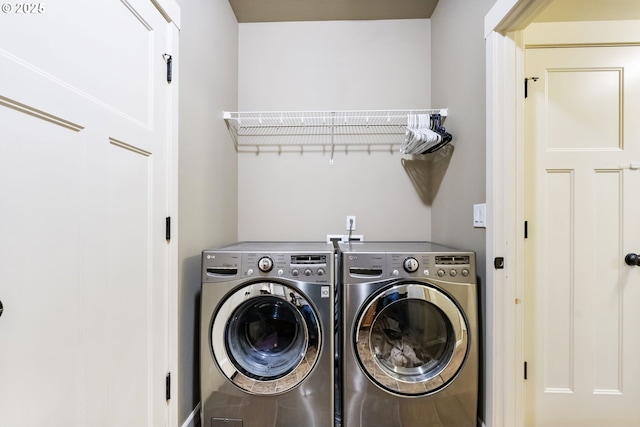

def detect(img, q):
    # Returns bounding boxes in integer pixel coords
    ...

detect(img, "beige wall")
[176,0,239,421]
[237,20,435,242]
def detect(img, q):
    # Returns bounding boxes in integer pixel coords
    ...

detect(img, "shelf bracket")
[330,112,335,164]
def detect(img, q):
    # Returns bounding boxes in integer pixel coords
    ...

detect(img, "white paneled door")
[524,44,640,426]
[0,1,176,426]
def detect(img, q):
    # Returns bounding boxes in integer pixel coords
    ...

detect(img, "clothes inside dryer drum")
[354,283,469,396]
[370,299,451,372]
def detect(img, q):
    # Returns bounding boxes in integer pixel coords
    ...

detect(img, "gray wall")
[430,0,496,423]
[176,0,239,422]
[237,20,435,242]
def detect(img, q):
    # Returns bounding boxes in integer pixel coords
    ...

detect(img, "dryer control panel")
[388,252,474,282]
[343,249,475,284]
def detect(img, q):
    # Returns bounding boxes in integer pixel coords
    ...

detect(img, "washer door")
[211,281,321,395]
[354,282,469,396]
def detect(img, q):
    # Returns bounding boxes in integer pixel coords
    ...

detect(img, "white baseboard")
[181,402,201,427]
[478,418,486,427]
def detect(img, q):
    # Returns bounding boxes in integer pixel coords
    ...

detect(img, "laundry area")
[180,0,491,426]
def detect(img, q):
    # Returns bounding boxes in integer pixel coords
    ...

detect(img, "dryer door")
[354,281,469,396]
[210,281,321,395]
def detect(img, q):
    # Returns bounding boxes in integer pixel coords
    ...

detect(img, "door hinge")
[524,220,529,239]
[524,76,539,98]
[166,372,171,401]
[162,54,172,84]
[494,257,505,269]
[165,217,171,241]
[524,361,528,380]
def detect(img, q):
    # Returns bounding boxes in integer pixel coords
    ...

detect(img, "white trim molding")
[484,1,550,427]
[485,29,522,427]
[485,0,554,37]
[151,0,181,29]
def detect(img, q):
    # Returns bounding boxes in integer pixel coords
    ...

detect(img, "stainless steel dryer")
[340,242,478,427]
[200,242,335,427]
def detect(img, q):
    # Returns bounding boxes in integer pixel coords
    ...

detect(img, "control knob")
[258,256,274,272]
[403,257,419,273]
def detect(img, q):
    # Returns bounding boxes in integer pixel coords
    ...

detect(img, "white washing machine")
[200,242,335,427]
[340,242,478,427]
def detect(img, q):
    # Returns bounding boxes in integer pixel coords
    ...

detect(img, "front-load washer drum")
[354,282,469,396]
[210,281,321,395]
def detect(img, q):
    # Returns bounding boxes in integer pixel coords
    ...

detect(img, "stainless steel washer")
[200,242,335,427]
[340,242,478,427]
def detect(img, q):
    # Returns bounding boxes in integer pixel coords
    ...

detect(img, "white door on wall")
[0,1,176,425]
[524,41,640,426]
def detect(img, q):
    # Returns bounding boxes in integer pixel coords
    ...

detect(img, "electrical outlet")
[326,234,365,243]
[326,234,343,244]
[346,215,356,231]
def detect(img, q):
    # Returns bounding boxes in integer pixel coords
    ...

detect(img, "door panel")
[525,45,640,426]
[0,1,173,425]
[1,1,154,125]
[0,104,85,426]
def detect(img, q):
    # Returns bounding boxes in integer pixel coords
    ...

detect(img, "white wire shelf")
[222,109,448,161]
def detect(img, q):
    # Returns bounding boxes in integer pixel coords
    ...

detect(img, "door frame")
[485,2,640,427]
[485,3,543,425]
[148,0,181,426]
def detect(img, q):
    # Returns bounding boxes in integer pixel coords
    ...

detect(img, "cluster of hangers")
[400,113,452,155]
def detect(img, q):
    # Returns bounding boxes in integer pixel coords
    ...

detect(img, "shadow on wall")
[401,143,454,206]
[182,254,203,408]
[476,273,485,425]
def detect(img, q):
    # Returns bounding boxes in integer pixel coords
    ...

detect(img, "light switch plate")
[473,203,487,228]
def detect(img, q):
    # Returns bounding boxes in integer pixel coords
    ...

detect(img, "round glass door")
[211,281,321,395]
[354,282,469,396]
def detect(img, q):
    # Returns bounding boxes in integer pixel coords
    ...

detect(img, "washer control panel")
[245,252,330,282]
[203,251,331,283]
